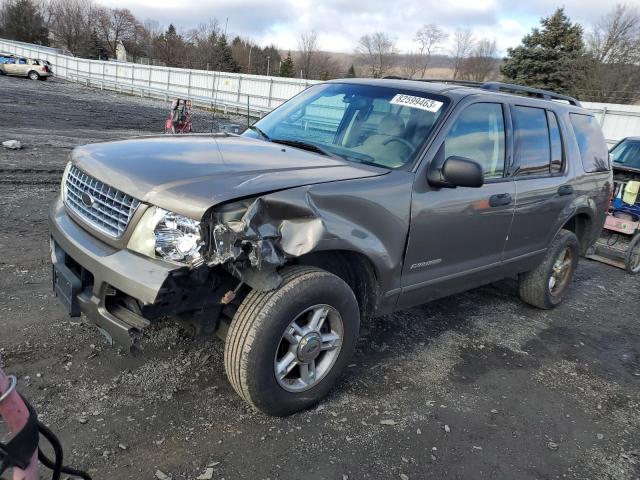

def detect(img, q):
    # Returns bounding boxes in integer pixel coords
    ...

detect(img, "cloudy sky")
[100,0,625,54]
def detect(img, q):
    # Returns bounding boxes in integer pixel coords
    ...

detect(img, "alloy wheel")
[274,304,343,392]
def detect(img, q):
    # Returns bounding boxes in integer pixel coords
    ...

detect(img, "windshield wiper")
[271,138,338,159]
[248,125,271,141]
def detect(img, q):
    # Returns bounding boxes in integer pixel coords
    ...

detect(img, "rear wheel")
[625,234,640,274]
[28,71,39,80]
[224,266,360,416]
[519,229,579,309]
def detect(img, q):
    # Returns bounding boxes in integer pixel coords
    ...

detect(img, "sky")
[99,0,636,54]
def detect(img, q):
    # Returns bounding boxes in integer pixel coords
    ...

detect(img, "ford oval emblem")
[81,191,95,208]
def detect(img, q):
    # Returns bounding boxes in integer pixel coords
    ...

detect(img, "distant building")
[115,41,127,62]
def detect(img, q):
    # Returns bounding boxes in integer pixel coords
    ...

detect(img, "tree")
[450,28,474,79]
[0,0,48,45]
[87,28,108,59]
[47,0,99,56]
[414,24,448,78]
[346,64,356,78]
[213,34,240,72]
[462,38,499,81]
[579,4,640,103]
[298,30,319,79]
[279,50,295,77]
[501,8,585,95]
[96,7,138,57]
[154,23,185,67]
[356,31,397,78]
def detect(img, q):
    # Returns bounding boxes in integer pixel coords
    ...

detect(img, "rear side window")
[444,103,506,179]
[548,111,563,174]
[512,106,550,176]
[569,113,610,173]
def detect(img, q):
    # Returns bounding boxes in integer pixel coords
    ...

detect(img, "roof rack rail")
[479,82,581,107]
[381,77,581,107]
[382,76,484,88]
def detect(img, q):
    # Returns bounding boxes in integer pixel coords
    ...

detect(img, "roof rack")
[383,76,483,88]
[381,77,581,107]
[480,82,581,107]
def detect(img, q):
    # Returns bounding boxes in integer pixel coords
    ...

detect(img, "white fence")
[582,102,640,146]
[2,38,639,143]
[0,38,315,117]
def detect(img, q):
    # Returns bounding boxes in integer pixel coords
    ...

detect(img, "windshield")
[611,139,640,170]
[243,83,449,169]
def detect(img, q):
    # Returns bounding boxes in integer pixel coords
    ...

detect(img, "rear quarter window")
[569,113,610,173]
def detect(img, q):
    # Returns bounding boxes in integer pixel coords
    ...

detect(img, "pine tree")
[215,35,240,73]
[0,0,48,45]
[88,30,109,60]
[501,8,585,95]
[346,64,356,78]
[279,51,295,77]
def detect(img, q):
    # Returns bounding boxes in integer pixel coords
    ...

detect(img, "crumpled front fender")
[204,171,415,296]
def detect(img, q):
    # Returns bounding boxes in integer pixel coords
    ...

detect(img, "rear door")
[503,105,574,261]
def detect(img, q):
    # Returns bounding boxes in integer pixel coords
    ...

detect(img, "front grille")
[64,165,141,238]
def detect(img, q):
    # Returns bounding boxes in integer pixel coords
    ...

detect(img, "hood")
[71,135,387,218]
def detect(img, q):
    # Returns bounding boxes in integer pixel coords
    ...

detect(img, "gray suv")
[50,79,612,415]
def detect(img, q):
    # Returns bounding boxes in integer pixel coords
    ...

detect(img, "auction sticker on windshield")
[390,94,443,112]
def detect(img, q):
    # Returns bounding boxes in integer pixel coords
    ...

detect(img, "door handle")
[558,185,574,196]
[489,193,513,207]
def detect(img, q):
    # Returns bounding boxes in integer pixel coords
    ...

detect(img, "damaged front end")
[203,194,325,292]
[129,192,328,339]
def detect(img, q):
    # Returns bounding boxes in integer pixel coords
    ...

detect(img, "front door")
[398,101,515,309]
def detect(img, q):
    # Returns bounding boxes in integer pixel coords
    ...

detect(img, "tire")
[28,71,39,80]
[625,234,640,275]
[224,266,360,416]
[519,229,579,309]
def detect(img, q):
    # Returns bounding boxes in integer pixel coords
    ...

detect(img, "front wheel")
[519,229,579,309]
[224,266,360,416]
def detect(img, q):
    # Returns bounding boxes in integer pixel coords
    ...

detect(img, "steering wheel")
[383,137,414,150]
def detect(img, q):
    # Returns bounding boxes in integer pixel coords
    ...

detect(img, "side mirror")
[442,156,484,188]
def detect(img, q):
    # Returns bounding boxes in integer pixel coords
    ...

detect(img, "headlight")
[128,207,203,264]
[60,161,72,200]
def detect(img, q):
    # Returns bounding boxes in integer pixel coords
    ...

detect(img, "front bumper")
[49,197,180,347]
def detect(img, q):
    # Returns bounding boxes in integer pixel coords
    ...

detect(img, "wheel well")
[562,213,592,254]
[292,250,379,318]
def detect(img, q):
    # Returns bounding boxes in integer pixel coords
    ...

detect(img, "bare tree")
[96,7,138,57]
[450,28,475,79]
[298,30,319,79]
[580,4,640,103]
[589,4,640,64]
[399,51,422,79]
[414,24,448,78]
[48,0,99,56]
[461,38,499,81]
[356,31,397,78]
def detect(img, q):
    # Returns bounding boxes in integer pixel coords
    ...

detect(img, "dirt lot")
[0,76,639,480]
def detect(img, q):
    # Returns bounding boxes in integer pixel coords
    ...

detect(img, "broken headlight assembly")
[128,207,204,265]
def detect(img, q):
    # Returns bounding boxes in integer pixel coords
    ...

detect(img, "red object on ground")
[165,98,193,134]
[0,369,38,480]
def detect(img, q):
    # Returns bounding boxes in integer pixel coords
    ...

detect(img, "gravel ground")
[0,76,639,480]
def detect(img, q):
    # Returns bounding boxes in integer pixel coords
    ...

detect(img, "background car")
[0,56,52,80]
